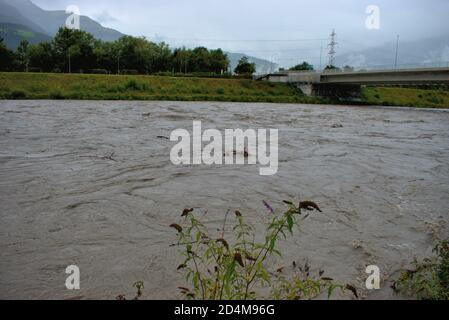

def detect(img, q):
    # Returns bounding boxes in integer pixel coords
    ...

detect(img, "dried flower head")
[234,253,245,267]
[345,284,358,298]
[182,208,194,217]
[170,223,183,233]
[299,201,322,212]
[216,238,229,250]
[177,264,187,271]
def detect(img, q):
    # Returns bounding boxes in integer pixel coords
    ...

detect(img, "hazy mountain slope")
[0,0,124,41]
[0,22,51,49]
[336,35,449,69]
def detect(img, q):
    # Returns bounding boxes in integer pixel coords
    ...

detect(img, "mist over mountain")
[336,35,449,69]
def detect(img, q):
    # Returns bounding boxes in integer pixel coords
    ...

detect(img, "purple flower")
[263,200,274,214]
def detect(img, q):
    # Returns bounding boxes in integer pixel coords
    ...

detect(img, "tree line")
[282,61,354,72]
[0,27,256,76]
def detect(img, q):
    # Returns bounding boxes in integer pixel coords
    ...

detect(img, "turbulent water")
[0,100,448,300]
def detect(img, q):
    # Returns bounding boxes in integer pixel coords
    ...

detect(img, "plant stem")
[244,214,290,299]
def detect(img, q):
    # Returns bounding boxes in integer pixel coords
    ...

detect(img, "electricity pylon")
[328,29,337,67]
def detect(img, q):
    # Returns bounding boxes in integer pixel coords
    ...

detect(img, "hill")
[0,0,47,35]
[0,22,51,49]
[0,0,124,45]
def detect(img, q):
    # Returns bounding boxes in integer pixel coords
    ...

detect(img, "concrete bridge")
[256,67,449,98]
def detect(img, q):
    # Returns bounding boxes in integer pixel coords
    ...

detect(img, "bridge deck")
[320,68,449,85]
[258,67,449,85]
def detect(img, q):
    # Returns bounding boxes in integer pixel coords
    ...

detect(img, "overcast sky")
[32,0,449,67]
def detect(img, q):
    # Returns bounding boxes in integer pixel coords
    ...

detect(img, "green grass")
[1,73,448,108]
[0,72,323,104]
[362,87,449,108]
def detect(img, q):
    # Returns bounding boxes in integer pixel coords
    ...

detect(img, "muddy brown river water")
[0,100,448,299]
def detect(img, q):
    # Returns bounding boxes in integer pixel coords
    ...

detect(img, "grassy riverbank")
[0,72,448,108]
[362,87,449,108]
[0,72,323,104]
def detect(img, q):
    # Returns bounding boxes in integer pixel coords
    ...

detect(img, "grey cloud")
[31,0,449,68]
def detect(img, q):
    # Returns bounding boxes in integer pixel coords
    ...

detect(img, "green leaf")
[193,272,199,290]
[287,214,294,234]
[269,237,277,252]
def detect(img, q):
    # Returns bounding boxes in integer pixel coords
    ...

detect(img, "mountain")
[0,0,124,48]
[227,52,278,75]
[0,0,47,35]
[0,22,51,49]
[336,35,449,69]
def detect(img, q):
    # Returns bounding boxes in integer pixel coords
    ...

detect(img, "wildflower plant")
[170,200,355,300]
[393,239,449,300]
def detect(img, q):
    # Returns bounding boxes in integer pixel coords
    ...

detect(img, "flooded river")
[0,100,448,299]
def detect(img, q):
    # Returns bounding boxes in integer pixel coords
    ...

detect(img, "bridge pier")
[297,84,314,96]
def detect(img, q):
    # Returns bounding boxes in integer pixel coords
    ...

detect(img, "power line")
[228,47,323,53]
[161,37,328,43]
[274,56,323,61]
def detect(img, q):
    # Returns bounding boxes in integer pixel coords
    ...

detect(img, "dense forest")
[0,27,253,76]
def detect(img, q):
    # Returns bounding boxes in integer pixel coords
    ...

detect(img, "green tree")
[190,47,211,73]
[53,27,96,72]
[28,42,54,72]
[289,61,314,71]
[173,47,191,73]
[324,65,340,71]
[209,49,229,74]
[15,40,30,72]
[150,42,172,73]
[2,28,230,76]
[92,40,123,73]
[115,38,172,74]
[112,40,124,74]
[0,37,14,71]
[116,36,154,74]
[172,47,229,74]
[52,27,72,71]
[234,56,256,75]
[92,40,111,72]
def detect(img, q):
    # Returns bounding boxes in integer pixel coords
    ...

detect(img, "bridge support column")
[297,84,314,96]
